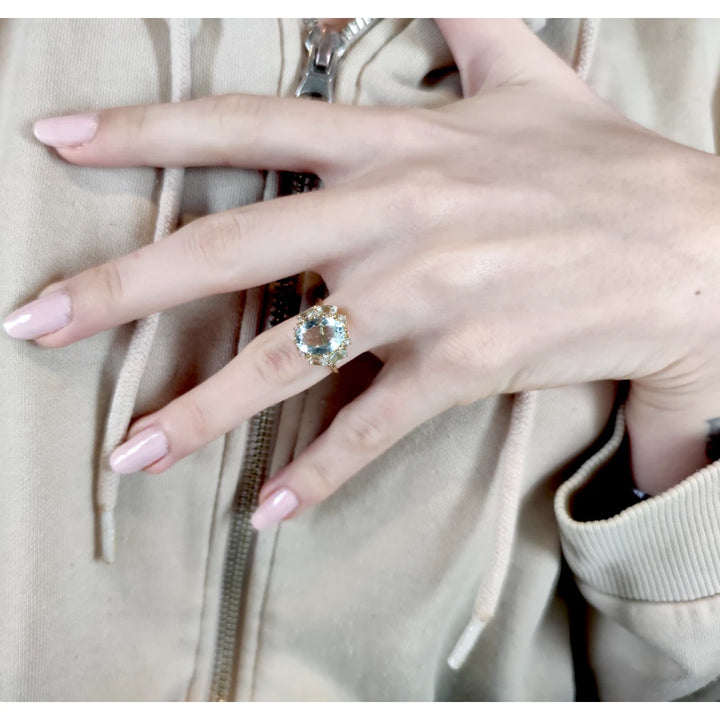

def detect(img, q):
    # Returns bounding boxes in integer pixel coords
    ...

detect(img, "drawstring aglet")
[447,616,487,670]
[100,508,116,563]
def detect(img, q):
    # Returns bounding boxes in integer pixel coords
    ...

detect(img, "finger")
[34,94,389,176]
[250,360,445,530]
[107,300,373,475]
[7,185,379,348]
[435,19,582,95]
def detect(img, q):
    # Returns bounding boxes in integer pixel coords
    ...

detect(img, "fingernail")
[3,290,72,339]
[34,113,99,148]
[109,427,169,474]
[251,488,300,531]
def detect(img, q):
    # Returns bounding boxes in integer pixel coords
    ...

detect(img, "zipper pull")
[295,25,346,102]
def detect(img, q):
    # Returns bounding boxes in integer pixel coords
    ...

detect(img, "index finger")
[34,94,395,177]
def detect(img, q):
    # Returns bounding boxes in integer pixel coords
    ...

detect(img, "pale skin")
[7,20,720,526]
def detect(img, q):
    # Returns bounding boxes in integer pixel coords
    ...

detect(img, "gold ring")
[294,303,351,374]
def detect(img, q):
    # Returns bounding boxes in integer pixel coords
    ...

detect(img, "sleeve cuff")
[555,406,720,602]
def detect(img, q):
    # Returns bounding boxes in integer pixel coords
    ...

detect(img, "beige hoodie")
[1,18,720,701]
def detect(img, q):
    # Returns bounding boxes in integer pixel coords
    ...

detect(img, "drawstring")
[447,19,601,669]
[97,18,192,562]
[574,19,600,82]
[447,391,538,669]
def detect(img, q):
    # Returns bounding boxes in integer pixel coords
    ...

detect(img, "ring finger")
[108,299,375,475]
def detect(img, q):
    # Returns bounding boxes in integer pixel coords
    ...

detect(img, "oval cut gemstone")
[295,316,347,357]
[294,304,350,370]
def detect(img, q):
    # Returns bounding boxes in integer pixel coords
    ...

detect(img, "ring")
[294,303,351,374]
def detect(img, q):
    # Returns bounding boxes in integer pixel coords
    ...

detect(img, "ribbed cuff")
[555,407,720,602]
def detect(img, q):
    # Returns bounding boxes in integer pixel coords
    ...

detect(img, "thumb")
[435,19,581,96]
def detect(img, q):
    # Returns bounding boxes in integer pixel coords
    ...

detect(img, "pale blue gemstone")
[295,316,347,357]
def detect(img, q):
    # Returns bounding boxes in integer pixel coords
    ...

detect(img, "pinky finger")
[251,362,443,531]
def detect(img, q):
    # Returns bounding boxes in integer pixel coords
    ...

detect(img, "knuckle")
[443,335,478,374]
[430,332,494,388]
[302,456,338,500]
[202,94,265,151]
[397,108,433,149]
[380,167,458,236]
[133,105,151,138]
[437,326,510,402]
[252,335,303,387]
[359,107,411,162]
[210,93,263,119]
[382,107,427,154]
[392,108,459,155]
[95,261,126,308]
[185,212,248,285]
[181,394,212,440]
[420,244,480,292]
[116,105,153,154]
[441,325,495,372]
[338,407,387,452]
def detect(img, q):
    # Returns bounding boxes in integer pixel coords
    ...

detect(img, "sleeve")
[554,407,720,701]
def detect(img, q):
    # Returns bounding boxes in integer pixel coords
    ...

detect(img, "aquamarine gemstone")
[295,316,347,357]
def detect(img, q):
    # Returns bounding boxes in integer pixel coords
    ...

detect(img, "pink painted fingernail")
[251,488,300,531]
[109,427,169,474]
[34,113,99,148]
[3,290,72,339]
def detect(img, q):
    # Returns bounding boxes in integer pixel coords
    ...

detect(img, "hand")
[6,20,720,528]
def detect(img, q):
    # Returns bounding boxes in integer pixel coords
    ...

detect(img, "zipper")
[296,18,380,102]
[209,18,380,702]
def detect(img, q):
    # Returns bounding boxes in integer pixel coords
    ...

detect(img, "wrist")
[626,381,720,495]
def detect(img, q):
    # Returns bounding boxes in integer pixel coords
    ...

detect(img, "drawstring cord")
[574,18,600,82]
[97,18,191,562]
[447,18,601,668]
[447,391,538,669]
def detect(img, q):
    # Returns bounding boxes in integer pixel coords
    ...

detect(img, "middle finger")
[7,186,380,348]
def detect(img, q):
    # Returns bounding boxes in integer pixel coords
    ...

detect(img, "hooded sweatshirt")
[1,18,720,701]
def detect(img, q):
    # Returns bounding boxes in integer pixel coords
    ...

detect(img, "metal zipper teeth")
[209,405,279,701]
[209,19,379,701]
[209,276,302,703]
[304,17,380,49]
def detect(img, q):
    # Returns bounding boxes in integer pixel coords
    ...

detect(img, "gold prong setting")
[294,303,351,373]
